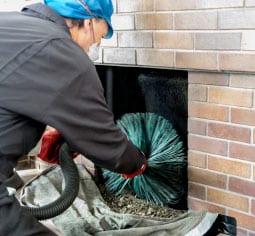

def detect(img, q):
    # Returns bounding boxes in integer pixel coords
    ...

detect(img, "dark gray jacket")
[0,3,143,181]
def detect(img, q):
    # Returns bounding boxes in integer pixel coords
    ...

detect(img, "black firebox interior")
[96,65,188,209]
[96,65,188,145]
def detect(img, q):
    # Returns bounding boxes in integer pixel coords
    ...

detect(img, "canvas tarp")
[19,165,217,236]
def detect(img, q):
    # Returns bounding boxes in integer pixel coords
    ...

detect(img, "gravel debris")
[98,184,186,219]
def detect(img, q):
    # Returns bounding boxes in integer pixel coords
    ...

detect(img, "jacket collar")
[22,3,68,29]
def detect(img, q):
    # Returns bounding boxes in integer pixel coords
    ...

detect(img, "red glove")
[120,153,147,179]
[38,129,78,164]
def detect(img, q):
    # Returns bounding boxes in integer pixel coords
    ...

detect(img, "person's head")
[44,0,113,59]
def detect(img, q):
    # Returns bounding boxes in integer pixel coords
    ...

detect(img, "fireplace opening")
[97,65,188,143]
[96,65,188,209]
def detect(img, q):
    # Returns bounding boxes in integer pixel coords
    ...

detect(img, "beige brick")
[188,118,207,135]
[208,87,253,107]
[246,0,255,6]
[156,0,243,10]
[229,210,255,231]
[208,122,251,143]
[219,9,255,29]
[118,32,152,48]
[220,53,255,72]
[189,72,229,86]
[176,52,217,70]
[207,188,249,212]
[101,34,117,47]
[208,155,251,178]
[189,101,229,121]
[236,229,248,236]
[94,48,103,63]
[242,31,255,50]
[188,182,206,200]
[136,49,174,67]
[117,0,153,12]
[231,108,255,126]
[188,197,226,215]
[188,150,207,168]
[136,13,173,30]
[155,32,193,49]
[230,74,255,89]
[230,142,255,162]
[195,33,241,50]
[189,167,227,189]
[254,91,255,108]
[254,129,255,144]
[252,199,255,215]
[111,15,134,30]
[189,134,228,156]
[229,177,255,197]
[175,11,217,30]
[103,48,136,65]
[188,84,207,102]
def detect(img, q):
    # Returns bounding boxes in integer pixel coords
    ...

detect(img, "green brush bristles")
[102,113,187,206]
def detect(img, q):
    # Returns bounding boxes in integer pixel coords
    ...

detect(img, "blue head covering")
[44,0,114,38]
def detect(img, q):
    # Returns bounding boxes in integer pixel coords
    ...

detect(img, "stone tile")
[188,84,207,102]
[101,34,117,47]
[103,48,136,65]
[230,74,255,89]
[207,188,249,212]
[242,31,255,50]
[136,13,173,30]
[155,32,193,49]
[118,32,153,48]
[195,32,241,50]
[246,0,255,6]
[208,86,253,107]
[219,53,255,72]
[176,52,218,70]
[208,155,251,178]
[219,9,255,29]
[189,72,229,86]
[117,0,153,12]
[156,0,243,10]
[136,49,174,67]
[112,15,135,30]
[175,11,217,30]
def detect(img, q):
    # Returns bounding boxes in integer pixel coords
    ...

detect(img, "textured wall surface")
[188,71,255,235]
[100,0,255,73]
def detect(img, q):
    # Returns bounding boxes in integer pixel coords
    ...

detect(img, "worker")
[0,0,147,235]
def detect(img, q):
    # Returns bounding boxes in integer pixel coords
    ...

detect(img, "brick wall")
[100,0,255,73]
[103,2,255,234]
[189,72,255,235]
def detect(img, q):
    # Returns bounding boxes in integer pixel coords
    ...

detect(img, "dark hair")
[68,17,103,28]
[70,19,84,28]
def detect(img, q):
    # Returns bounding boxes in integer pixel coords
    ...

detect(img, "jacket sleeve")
[12,38,144,174]
[43,64,144,173]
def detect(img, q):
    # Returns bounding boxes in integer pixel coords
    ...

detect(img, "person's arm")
[12,39,144,174]
[7,37,145,174]
[41,62,144,174]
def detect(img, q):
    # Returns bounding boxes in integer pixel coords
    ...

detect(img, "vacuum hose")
[22,143,80,220]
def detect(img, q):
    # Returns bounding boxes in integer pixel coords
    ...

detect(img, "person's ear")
[82,19,92,33]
